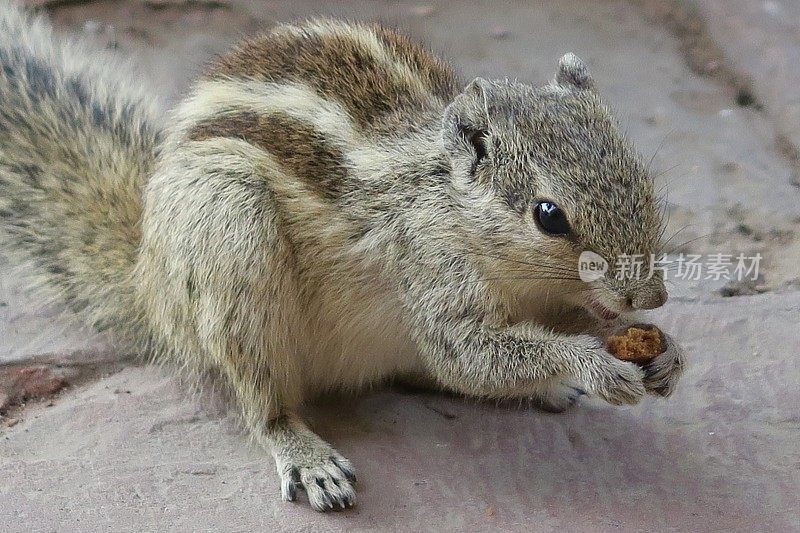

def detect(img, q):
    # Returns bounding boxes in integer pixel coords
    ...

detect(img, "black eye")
[534,201,571,236]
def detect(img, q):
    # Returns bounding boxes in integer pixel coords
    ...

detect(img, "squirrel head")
[442,53,667,319]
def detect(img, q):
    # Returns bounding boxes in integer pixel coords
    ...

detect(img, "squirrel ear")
[442,78,491,162]
[554,53,595,91]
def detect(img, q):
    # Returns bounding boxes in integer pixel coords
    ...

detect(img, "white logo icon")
[578,251,608,282]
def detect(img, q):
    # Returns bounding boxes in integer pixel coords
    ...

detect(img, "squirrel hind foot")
[270,416,357,512]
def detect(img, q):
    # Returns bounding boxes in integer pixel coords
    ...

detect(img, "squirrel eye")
[534,201,571,236]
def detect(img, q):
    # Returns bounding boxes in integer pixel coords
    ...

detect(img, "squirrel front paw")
[598,322,685,398]
[642,331,684,397]
[574,336,647,405]
[590,357,647,405]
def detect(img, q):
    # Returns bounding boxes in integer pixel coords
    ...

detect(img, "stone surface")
[693,0,800,166]
[2,295,798,531]
[0,366,67,411]
[2,1,799,531]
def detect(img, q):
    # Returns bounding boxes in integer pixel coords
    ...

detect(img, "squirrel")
[0,2,684,511]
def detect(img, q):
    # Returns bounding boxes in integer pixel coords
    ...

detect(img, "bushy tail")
[0,2,161,341]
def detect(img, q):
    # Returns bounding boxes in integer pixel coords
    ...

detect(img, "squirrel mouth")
[587,300,620,321]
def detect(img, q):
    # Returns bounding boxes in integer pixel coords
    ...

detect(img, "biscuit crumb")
[607,326,663,364]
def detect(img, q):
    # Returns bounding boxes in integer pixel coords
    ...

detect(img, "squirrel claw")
[278,453,356,511]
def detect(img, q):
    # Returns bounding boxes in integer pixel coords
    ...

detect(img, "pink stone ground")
[2,1,799,531]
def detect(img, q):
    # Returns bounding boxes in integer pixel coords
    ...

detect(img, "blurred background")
[1,1,799,531]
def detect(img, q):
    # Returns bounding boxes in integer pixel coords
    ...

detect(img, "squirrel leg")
[413,316,647,405]
[141,148,356,511]
[397,368,586,412]
[399,270,646,404]
[215,356,356,512]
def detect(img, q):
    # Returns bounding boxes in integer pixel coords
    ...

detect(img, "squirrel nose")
[630,287,668,310]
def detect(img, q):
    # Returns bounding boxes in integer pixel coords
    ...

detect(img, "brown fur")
[187,111,349,200]
[206,20,459,129]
